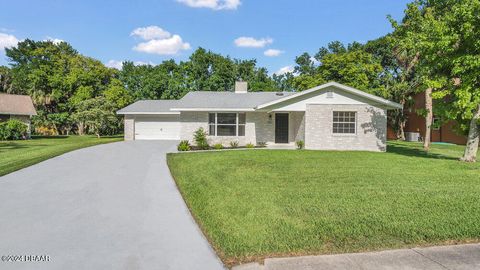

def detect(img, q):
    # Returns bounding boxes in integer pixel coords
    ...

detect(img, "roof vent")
[276,92,284,96]
[326,91,334,98]
[235,81,248,93]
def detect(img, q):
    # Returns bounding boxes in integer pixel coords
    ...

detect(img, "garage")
[134,115,181,140]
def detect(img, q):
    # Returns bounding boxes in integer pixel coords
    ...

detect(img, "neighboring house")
[117,82,402,151]
[387,92,467,144]
[0,93,37,137]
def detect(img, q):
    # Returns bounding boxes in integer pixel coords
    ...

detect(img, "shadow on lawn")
[387,142,458,161]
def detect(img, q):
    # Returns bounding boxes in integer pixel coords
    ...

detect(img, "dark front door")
[275,113,289,143]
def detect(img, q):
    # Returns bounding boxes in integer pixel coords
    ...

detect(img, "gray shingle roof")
[117,100,180,114]
[117,91,293,114]
[172,91,294,109]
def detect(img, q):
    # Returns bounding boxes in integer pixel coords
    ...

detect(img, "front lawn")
[0,135,122,176]
[167,141,480,266]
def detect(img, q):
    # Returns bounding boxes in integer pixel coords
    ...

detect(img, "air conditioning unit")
[405,132,420,142]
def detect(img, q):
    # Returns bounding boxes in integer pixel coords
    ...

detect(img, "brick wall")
[305,104,387,152]
[180,111,277,146]
[124,115,134,141]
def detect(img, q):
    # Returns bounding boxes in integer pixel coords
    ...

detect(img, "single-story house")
[117,81,402,151]
[0,93,37,136]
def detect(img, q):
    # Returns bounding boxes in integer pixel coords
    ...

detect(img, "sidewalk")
[233,243,480,270]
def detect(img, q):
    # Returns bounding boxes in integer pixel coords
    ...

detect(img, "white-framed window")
[333,111,356,134]
[208,113,246,136]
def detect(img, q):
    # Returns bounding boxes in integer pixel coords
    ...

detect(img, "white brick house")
[117,82,401,151]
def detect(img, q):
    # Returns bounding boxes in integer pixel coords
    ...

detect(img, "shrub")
[213,143,224,150]
[35,126,56,136]
[296,140,305,149]
[257,142,267,147]
[0,119,28,140]
[0,122,8,140]
[230,141,239,148]
[177,140,191,151]
[193,127,209,150]
[246,143,255,149]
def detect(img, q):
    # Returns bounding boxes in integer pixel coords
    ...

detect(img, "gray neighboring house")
[117,81,402,151]
[0,93,37,136]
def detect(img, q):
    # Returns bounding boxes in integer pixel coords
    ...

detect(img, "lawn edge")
[0,136,122,177]
[166,150,480,268]
[166,153,229,265]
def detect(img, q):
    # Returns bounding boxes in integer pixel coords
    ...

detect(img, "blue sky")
[0,0,410,74]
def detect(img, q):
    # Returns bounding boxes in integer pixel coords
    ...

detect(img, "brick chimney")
[235,81,248,93]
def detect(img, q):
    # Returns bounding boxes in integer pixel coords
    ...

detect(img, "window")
[333,111,356,134]
[208,113,246,136]
[432,117,441,130]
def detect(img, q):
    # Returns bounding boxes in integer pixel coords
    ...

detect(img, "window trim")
[208,112,246,137]
[332,111,357,135]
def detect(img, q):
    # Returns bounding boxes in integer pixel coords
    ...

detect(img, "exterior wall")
[403,92,467,144]
[124,115,135,141]
[289,111,305,142]
[180,111,268,146]
[305,104,387,152]
[271,86,378,112]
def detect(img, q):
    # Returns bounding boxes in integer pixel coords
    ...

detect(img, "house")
[387,92,467,144]
[117,82,402,151]
[0,93,37,136]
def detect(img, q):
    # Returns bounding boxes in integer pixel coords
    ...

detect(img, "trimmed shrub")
[177,140,191,151]
[296,140,305,149]
[213,143,224,150]
[0,119,28,140]
[246,143,255,149]
[193,127,209,150]
[230,141,239,148]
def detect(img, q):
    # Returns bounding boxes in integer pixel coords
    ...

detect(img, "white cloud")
[234,36,273,48]
[133,34,191,55]
[45,36,64,44]
[134,61,155,66]
[105,60,156,69]
[176,0,240,10]
[310,56,320,66]
[0,32,19,50]
[131,26,191,55]
[130,26,171,40]
[106,60,124,69]
[264,49,284,57]
[274,65,294,76]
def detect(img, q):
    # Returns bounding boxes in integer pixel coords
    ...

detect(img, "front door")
[275,113,289,143]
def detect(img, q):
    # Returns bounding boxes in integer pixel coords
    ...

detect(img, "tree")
[365,35,420,140]
[103,78,133,110]
[0,66,14,93]
[392,0,480,161]
[72,97,118,138]
[292,41,385,94]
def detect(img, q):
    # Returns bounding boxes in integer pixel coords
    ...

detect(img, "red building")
[388,92,467,145]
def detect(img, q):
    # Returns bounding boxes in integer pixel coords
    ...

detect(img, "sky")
[0,0,411,75]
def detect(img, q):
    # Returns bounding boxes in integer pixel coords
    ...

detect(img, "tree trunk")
[423,88,433,151]
[78,122,84,136]
[399,119,406,140]
[460,104,480,162]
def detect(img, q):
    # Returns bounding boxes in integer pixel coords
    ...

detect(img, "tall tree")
[392,0,480,161]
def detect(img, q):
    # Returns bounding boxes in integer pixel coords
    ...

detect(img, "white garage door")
[134,115,181,140]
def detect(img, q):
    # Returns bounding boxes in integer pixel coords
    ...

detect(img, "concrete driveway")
[0,141,225,270]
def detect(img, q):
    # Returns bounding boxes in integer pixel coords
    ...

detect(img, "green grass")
[0,135,122,176]
[167,141,480,265]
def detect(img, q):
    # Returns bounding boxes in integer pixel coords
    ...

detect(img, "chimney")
[235,81,248,93]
